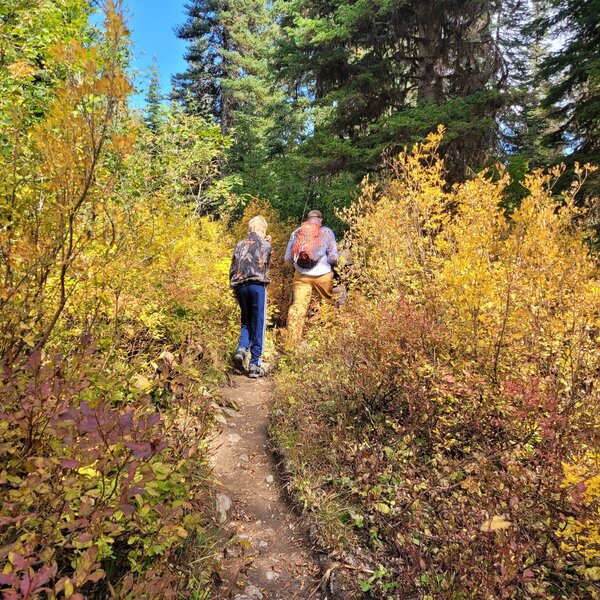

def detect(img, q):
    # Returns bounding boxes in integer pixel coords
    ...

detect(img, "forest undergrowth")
[271,130,600,599]
[0,3,240,597]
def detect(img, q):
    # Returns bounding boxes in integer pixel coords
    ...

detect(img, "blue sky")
[118,0,188,108]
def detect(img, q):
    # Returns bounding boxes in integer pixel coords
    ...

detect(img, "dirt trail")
[210,374,322,600]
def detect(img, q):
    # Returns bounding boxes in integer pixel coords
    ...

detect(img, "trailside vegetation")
[271,130,600,599]
[0,2,238,597]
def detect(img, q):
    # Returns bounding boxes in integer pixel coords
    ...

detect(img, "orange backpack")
[292,221,322,269]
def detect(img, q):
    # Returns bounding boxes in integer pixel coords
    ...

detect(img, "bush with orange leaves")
[272,128,600,599]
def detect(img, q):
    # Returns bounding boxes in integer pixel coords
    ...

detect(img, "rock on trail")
[210,375,321,599]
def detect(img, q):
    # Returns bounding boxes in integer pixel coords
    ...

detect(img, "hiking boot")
[233,349,247,373]
[248,364,265,379]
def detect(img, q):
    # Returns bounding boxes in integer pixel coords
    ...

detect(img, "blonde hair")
[248,215,268,238]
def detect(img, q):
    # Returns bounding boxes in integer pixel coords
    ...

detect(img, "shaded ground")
[210,374,322,600]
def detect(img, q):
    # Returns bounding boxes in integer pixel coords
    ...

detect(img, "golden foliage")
[275,129,600,598]
[343,127,600,389]
[0,1,132,356]
[559,450,600,576]
[0,3,238,597]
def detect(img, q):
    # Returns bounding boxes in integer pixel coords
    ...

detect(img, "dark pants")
[235,283,267,366]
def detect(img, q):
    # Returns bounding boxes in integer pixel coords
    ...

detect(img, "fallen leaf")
[480,515,511,532]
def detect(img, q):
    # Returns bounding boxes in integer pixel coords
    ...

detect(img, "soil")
[210,374,323,600]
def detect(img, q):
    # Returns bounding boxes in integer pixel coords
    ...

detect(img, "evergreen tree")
[172,0,281,135]
[172,0,227,124]
[145,58,163,134]
[170,0,598,225]
[275,0,511,179]
[218,0,292,171]
[172,0,300,183]
[493,0,570,208]
[537,0,600,191]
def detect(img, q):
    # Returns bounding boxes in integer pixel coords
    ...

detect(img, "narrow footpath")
[210,374,322,600]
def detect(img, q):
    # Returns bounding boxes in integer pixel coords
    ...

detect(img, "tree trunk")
[416,10,443,104]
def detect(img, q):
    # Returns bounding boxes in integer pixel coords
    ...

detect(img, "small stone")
[259,540,268,548]
[265,475,274,485]
[233,591,263,600]
[159,350,176,365]
[227,433,242,444]
[245,586,264,599]
[216,493,232,523]
[265,570,280,582]
[239,453,249,463]
[225,544,243,558]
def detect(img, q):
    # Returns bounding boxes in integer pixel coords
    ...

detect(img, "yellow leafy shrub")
[559,450,600,578]
[340,129,451,301]
[0,3,238,597]
[274,128,600,598]
[66,190,237,374]
[344,128,600,389]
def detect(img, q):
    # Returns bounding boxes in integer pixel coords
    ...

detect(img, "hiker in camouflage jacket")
[229,216,272,378]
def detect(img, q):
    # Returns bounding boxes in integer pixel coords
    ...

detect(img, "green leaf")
[373,502,391,515]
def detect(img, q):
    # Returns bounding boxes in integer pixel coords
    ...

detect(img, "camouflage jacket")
[229,232,272,288]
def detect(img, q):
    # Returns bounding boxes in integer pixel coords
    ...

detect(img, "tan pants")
[286,271,334,344]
